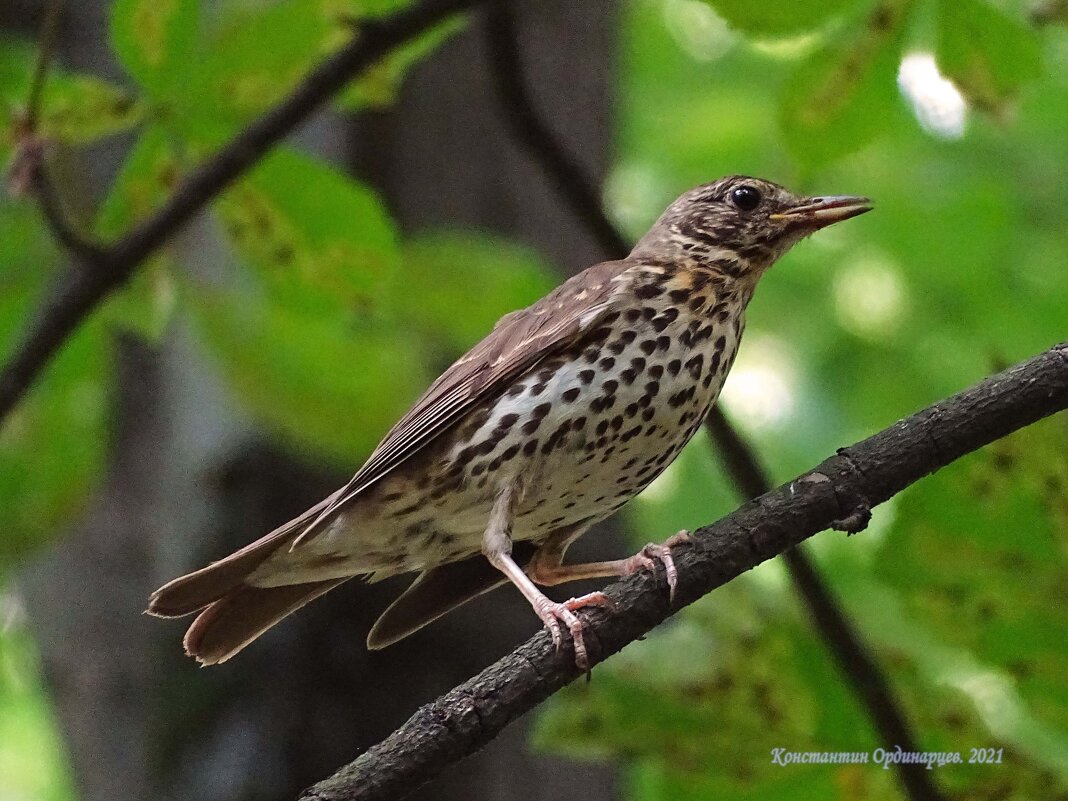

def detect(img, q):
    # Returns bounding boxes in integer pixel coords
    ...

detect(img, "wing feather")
[293,260,627,544]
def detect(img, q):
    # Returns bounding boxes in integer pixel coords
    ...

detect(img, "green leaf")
[396,231,557,353]
[219,148,399,316]
[186,284,429,465]
[109,0,200,98]
[701,0,854,37]
[0,39,142,145]
[778,2,908,166]
[935,0,1042,114]
[96,125,180,237]
[336,16,463,110]
[96,126,181,339]
[0,202,107,570]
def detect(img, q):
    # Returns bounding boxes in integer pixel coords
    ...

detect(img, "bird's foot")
[622,530,692,602]
[534,591,610,671]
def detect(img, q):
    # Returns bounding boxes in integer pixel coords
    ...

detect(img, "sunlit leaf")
[109,0,200,98]
[219,148,399,316]
[186,284,428,465]
[701,0,854,37]
[935,0,1042,114]
[778,3,908,166]
[0,39,142,145]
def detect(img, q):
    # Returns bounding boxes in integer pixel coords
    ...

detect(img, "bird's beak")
[770,195,872,229]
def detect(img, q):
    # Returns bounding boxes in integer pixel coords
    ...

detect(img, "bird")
[148,176,871,669]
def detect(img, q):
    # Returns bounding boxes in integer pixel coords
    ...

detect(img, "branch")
[483,0,629,257]
[482,6,943,799]
[0,0,481,425]
[299,343,1068,801]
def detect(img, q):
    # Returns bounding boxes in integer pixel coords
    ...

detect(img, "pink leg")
[528,530,692,602]
[482,485,610,670]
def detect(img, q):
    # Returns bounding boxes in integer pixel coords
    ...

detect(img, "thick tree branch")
[299,343,1068,801]
[0,0,480,425]
[483,7,942,799]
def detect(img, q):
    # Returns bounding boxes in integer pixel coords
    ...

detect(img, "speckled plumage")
[148,176,871,666]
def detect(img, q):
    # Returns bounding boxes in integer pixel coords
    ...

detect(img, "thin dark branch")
[483,0,629,257]
[0,0,480,425]
[25,0,65,131]
[32,162,107,262]
[299,343,1068,801]
[705,408,938,801]
[483,8,942,799]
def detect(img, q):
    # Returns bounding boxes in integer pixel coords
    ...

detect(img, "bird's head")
[631,175,871,278]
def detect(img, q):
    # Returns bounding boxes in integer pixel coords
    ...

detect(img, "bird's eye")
[729,185,762,211]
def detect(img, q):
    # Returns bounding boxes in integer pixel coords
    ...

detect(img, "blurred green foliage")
[1,0,1066,799]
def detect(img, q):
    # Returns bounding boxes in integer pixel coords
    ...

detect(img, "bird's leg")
[528,530,692,603]
[482,484,609,670]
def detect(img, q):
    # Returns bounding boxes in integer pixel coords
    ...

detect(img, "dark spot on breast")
[507,383,525,397]
[599,357,616,370]
[562,387,580,403]
[710,351,722,374]
[625,402,640,417]
[573,416,587,429]
[620,330,637,344]
[641,407,655,422]
[640,339,656,355]
[596,420,609,435]
[715,335,727,352]
[668,288,689,303]
[688,295,707,312]
[679,330,694,348]
[533,403,552,418]
[578,369,595,384]
[686,355,704,379]
[656,335,671,352]
[602,379,619,394]
[521,418,542,435]
[610,415,624,430]
[501,444,520,461]
[642,307,656,320]
[589,326,613,343]
[621,425,643,442]
[667,359,681,376]
[635,283,663,299]
[624,308,641,323]
[620,368,637,385]
[584,347,600,363]
[530,383,546,396]
[648,364,664,380]
[471,463,486,476]
[601,311,620,325]
[607,340,626,355]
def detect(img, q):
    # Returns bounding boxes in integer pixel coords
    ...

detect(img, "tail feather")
[147,490,345,618]
[366,542,535,649]
[184,580,347,665]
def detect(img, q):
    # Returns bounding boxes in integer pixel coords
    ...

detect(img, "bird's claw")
[535,591,610,671]
[627,529,692,603]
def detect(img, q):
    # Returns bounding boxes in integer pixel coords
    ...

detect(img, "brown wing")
[293,260,628,544]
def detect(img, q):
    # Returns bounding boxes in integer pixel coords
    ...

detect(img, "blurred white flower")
[898,52,968,139]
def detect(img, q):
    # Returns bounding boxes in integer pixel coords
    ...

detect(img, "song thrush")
[148,176,870,668]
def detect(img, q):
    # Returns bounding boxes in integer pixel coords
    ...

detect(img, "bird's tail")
[147,491,349,664]
[180,580,347,664]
